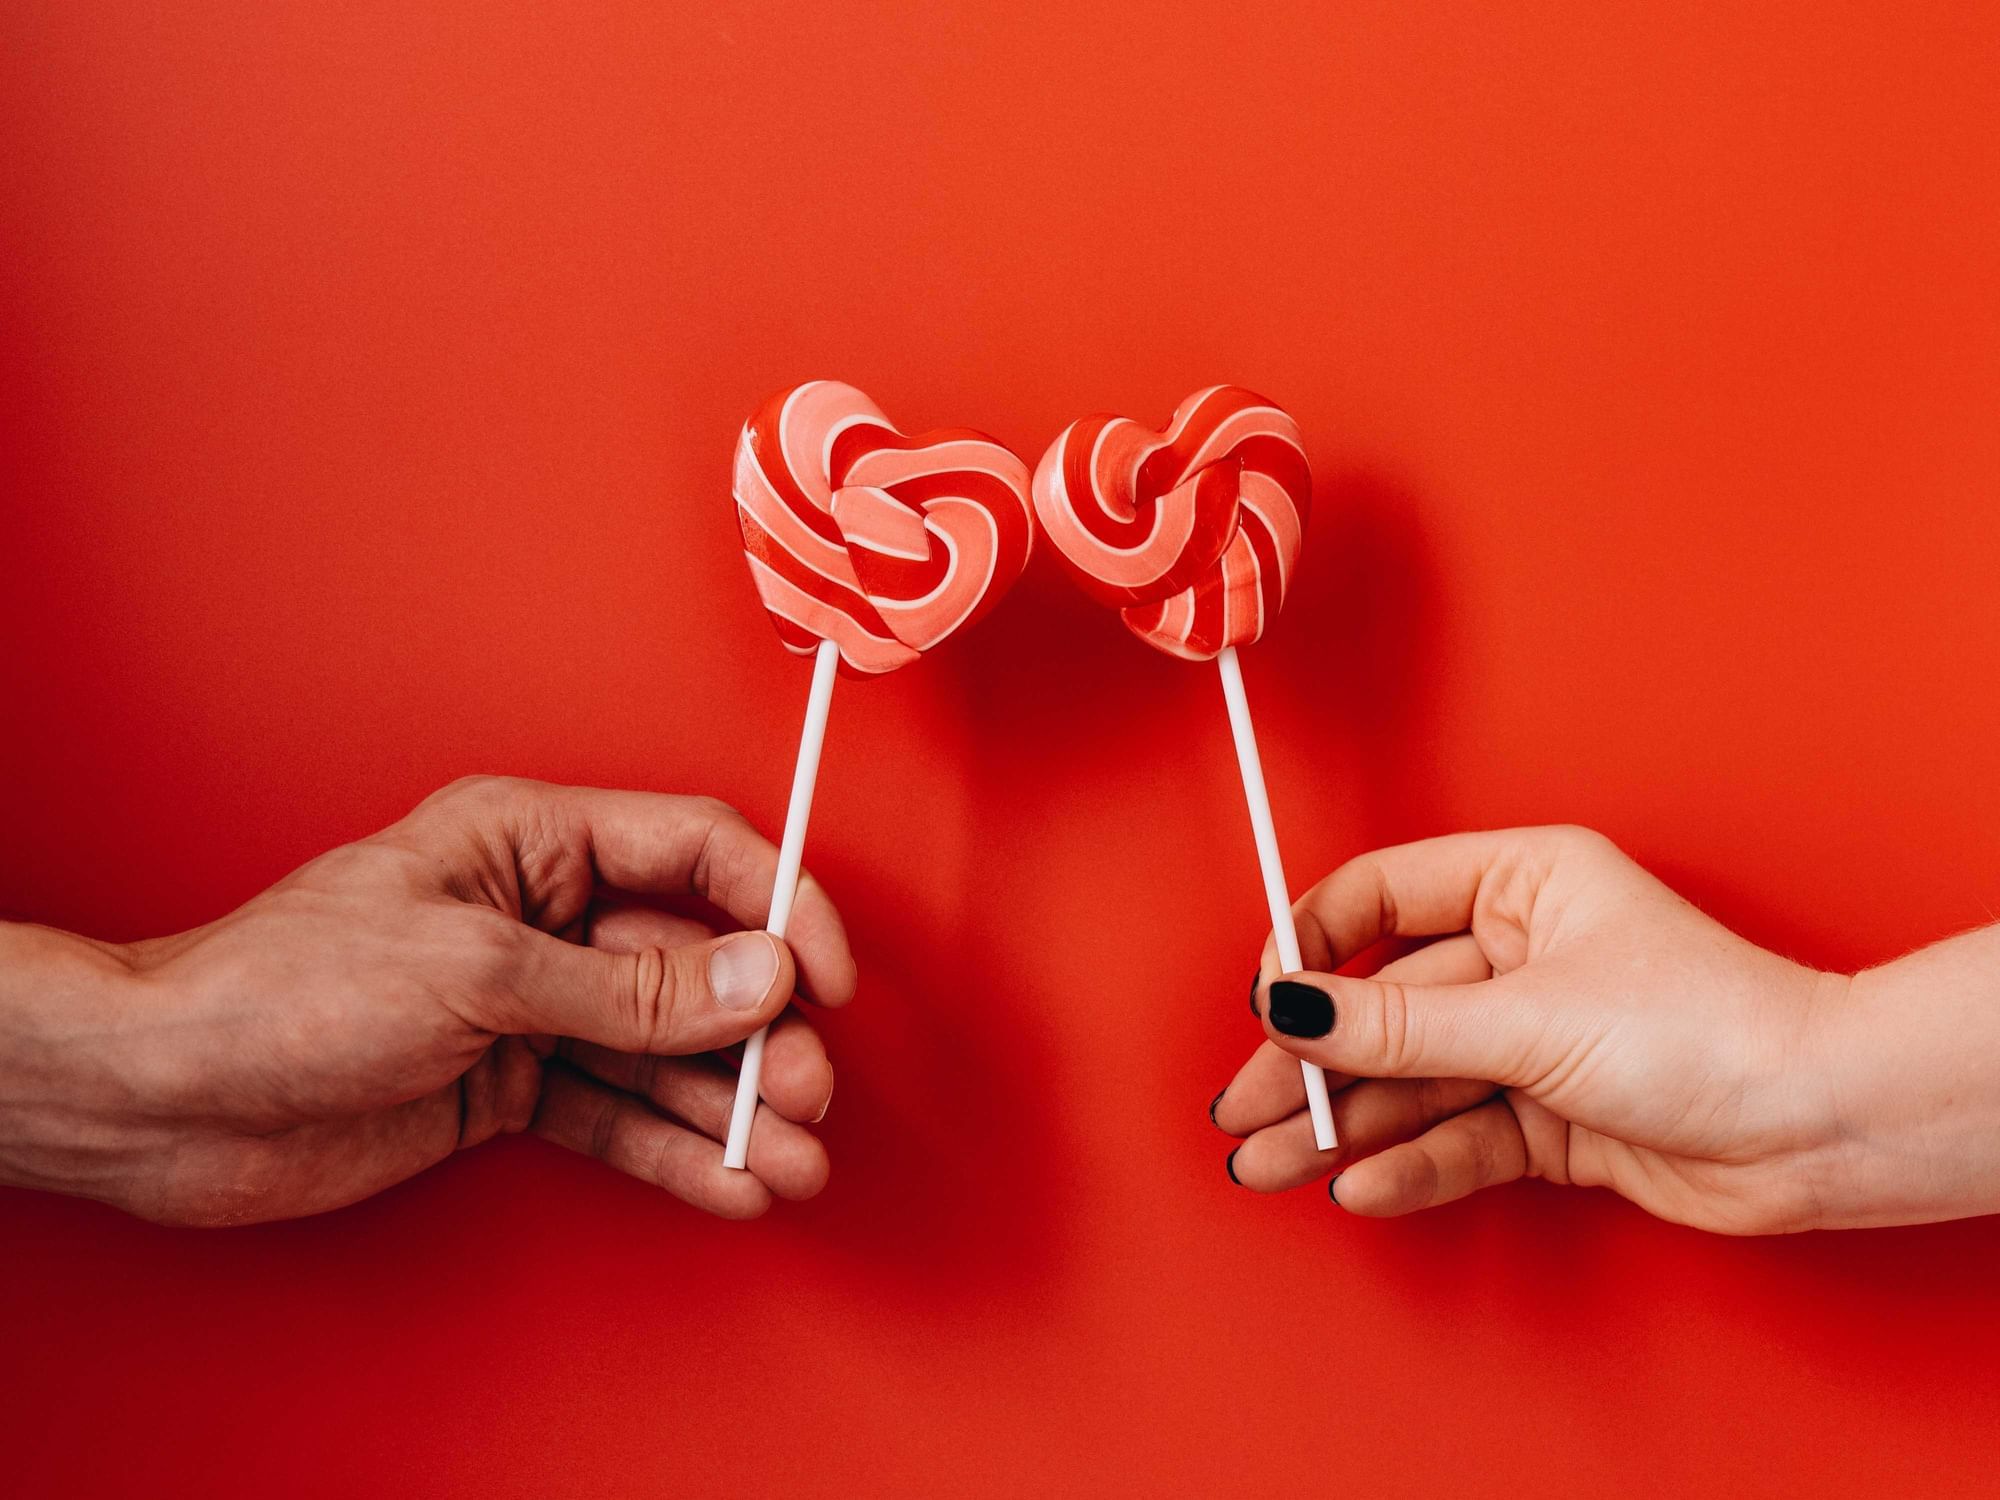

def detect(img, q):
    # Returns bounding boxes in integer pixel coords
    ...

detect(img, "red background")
[4,3,1998,1495]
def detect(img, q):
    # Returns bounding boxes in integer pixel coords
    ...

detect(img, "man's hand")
[0,777,853,1226]
[1213,826,2000,1233]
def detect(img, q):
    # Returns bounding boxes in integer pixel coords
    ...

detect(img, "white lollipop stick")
[724,637,839,1170]
[1216,645,1337,1151]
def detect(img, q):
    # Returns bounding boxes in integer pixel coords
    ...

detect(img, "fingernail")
[813,1069,834,1124]
[709,933,779,1011]
[1225,1147,1243,1186]
[1267,980,1334,1038]
[1208,1088,1226,1126]
[1249,971,1261,1017]
[1329,1175,1344,1207]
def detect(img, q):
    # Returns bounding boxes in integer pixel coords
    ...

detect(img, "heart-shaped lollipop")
[1032,385,1309,661]
[734,381,1033,675]
[1032,385,1336,1149]
[723,381,1030,1169]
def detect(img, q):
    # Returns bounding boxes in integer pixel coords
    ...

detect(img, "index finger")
[557,786,858,1009]
[412,779,857,1007]
[1267,828,1564,980]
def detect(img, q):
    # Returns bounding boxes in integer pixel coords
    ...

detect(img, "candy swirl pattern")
[734,382,1034,675]
[1031,386,1310,661]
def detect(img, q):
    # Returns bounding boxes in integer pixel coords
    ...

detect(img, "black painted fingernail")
[1329,1175,1343,1206]
[1208,1088,1226,1126]
[1249,971,1261,1017]
[1225,1147,1243,1186]
[1267,980,1334,1038]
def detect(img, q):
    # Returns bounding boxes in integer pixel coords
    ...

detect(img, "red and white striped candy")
[734,382,1034,675]
[1031,386,1310,661]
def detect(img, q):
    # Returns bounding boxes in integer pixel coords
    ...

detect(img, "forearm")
[1820,924,2000,1228]
[0,922,149,1204]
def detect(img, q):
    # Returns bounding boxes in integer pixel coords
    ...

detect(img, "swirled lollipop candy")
[1033,385,1309,658]
[736,380,1034,675]
[723,381,1032,1166]
[1034,387,1336,1149]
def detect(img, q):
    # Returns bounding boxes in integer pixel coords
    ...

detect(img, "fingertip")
[1324,1169,1389,1216]
[747,1109,831,1202]
[758,1019,834,1124]
[772,1138,831,1203]
[1208,1083,1253,1140]
[788,875,858,1008]
[692,1149,776,1219]
[704,1175,776,1220]
[1227,1117,1337,1195]
[802,958,858,1010]
[534,1063,781,1220]
[1331,1149,1436,1218]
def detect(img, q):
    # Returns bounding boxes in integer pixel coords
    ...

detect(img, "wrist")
[0,923,156,1207]
[1812,932,2000,1228]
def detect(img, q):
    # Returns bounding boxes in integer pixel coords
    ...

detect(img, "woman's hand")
[1211,826,2000,1233]
[0,776,853,1226]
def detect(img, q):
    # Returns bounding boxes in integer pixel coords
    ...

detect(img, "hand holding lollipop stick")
[1032,386,1336,1150]
[728,380,1033,1167]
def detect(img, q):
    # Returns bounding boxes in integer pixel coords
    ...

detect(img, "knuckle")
[405,775,532,839]
[632,952,712,1056]
[1370,866,1400,944]
[685,793,743,826]
[1464,1115,1498,1184]
[586,1091,622,1165]
[1403,1146,1443,1210]
[441,774,540,818]
[630,1051,663,1101]
[1550,824,1617,860]
[1319,852,1379,912]
[685,796,757,869]
[648,1131,677,1190]
[430,773,504,807]
[624,945,684,1052]
[1371,979,1421,1075]
[1409,1075,1446,1122]
[692,813,762,905]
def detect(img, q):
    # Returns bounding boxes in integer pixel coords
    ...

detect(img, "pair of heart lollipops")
[725,381,1335,1167]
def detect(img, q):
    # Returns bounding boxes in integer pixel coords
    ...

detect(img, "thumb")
[481,925,796,1054]
[1259,969,1557,1087]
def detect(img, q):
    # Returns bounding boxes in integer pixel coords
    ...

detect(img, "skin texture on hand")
[1212,826,2000,1234]
[0,777,853,1226]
